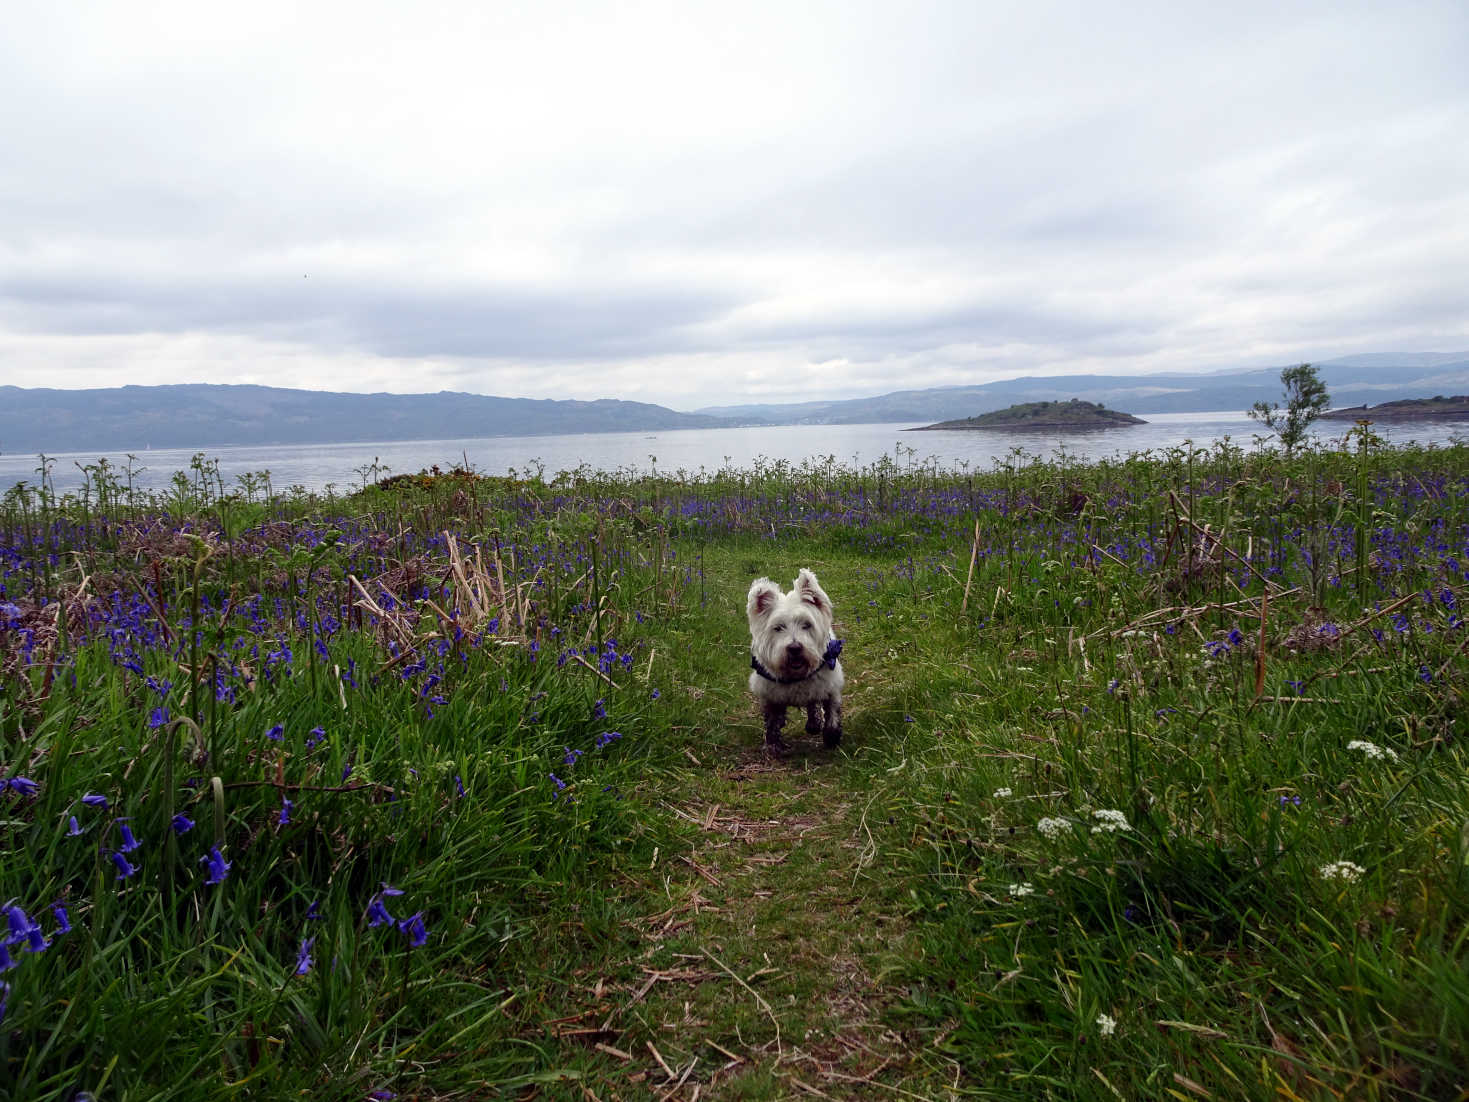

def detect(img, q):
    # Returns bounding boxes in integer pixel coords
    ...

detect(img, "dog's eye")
[800,620,812,630]
[772,624,784,632]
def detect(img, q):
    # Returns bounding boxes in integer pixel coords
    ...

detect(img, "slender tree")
[1248,363,1330,455]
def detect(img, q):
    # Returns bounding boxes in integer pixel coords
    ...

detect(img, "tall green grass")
[2,434,1467,1099]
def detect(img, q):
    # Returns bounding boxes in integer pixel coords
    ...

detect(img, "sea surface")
[6,412,1469,497]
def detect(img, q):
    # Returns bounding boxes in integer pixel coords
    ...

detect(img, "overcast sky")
[2,1,1465,410]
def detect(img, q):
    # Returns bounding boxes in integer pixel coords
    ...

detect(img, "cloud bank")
[2,0,1466,407]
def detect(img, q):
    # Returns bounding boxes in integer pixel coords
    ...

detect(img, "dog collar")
[751,638,843,684]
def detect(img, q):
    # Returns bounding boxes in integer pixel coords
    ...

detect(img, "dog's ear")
[747,578,781,625]
[793,569,831,616]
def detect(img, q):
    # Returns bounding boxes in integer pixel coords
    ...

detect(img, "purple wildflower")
[278,797,293,827]
[171,812,195,835]
[147,706,170,729]
[295,936,315,975]
[200,847,230,885]
[23,919,48,953]
[117,820,141,853]
[65,816,83,837]
[265,724,284,741]
[82,793,109,811]
[397,911,429,948]
[454,775,466,799]
[5,904,37,946]
[365,885,403,929]
[306,726,326,748]
[52,903,71,935]
[110,852,139,880]
[365,895,396,928]
[4,777,38,798]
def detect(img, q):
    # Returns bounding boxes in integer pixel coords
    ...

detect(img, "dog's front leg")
[763,702,790,756]
[822,696,843,748]
[805,703,823,734]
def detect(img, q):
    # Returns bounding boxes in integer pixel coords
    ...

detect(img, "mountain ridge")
[0,384,735,453]
[693,356,1469,424]
[5,354,1469,453]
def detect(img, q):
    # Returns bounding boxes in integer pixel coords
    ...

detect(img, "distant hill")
[5,353,1469,453]
[0,384,735,453]
[1321,395,1469,421]
[913,399,1145,431]
[696,355,1469,424]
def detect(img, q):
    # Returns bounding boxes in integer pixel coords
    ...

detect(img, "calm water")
[6,412,1468,496]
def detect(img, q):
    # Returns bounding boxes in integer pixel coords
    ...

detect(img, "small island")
[911,398,1146,431]
[1320,395,1469,422]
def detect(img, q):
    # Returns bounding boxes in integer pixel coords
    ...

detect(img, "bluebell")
[295,937,315,975]
[397,912,429,948]
[200,847,230,885]
[111,852,139,880]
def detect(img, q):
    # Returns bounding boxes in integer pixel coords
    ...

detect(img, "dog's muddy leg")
[763,702,790,756]
[822,696,843,749]
[805,703,823,734]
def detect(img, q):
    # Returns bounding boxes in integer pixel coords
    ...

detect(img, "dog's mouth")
[781,651,812,677]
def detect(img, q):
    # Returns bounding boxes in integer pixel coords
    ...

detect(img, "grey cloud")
[1,1,1466,407]
[0,268,747,361]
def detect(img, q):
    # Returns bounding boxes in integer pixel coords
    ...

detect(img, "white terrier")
[746,569,844,755]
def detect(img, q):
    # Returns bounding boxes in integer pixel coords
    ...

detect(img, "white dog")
[746,569,844,755]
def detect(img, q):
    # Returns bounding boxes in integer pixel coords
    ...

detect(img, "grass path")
[527,550,963,1100]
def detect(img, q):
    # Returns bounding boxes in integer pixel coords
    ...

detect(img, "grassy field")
[1,436,1467,1100]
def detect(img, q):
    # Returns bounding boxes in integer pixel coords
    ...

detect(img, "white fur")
[746,568,844,753]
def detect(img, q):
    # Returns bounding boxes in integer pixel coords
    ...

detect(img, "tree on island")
[1248,363,1330,455]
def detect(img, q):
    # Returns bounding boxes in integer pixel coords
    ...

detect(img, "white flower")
[1090,809,1130,833]
[1008,882,1035,897]
[1037,816,1070,839]
[993,787,1013,798]
[1319,860,1366,883]
[1096,1013,1117,1037]
[1346,739,1398,762]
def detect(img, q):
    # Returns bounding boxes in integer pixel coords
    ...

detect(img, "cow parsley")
[1090,809,1130,833]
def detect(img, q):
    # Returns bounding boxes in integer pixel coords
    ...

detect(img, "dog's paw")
[823,727,843,749]
[805,714,823,735]
[764,735,790,758]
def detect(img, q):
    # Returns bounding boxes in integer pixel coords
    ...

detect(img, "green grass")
[2,437,1468,1099]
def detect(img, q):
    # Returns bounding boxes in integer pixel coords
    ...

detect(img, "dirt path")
[536,555,960,1099]
[547,735,952,1099]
